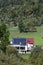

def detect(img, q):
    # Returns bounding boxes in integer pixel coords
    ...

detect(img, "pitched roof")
[27,38,34,44]
[12,38,26,45]
[12,38,34,45]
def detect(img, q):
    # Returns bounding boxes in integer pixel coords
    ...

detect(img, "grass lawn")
[9,25,43,46]
[21,54,30,59]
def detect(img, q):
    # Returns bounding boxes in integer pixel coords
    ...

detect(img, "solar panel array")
[12,38,26,45]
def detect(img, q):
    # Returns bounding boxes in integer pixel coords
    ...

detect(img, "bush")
[6,46,18,55]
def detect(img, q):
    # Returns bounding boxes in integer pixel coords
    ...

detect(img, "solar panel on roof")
[12,38,26,45]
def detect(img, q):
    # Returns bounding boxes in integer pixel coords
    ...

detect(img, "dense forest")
[0,0,43,32]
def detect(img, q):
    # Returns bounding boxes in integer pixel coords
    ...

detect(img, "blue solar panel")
[12,38,26,45]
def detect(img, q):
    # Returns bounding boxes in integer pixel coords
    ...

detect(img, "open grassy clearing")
[9,25,43,59]
[9,25,43,46]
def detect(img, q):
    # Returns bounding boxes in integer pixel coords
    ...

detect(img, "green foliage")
[0,0,43,30]
[6,46,19,56]
[0,47,25,65]
[18,20,24,32]
[18,17,37,32]
[0,23,10,52]
[29,46,43,65]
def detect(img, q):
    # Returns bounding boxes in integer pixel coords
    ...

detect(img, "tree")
[18,18,24,32]
[18,17,37,32]
[0,23,10,52]
[0,47,25,65]
[29,46,43,65]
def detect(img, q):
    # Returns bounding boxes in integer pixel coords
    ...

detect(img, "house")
[10,38,34,54]
[26,38,34,51]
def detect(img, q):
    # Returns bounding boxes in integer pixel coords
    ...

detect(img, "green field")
[9,25,43,46]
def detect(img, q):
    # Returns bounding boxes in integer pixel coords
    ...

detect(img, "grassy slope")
[9,25,43,46]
